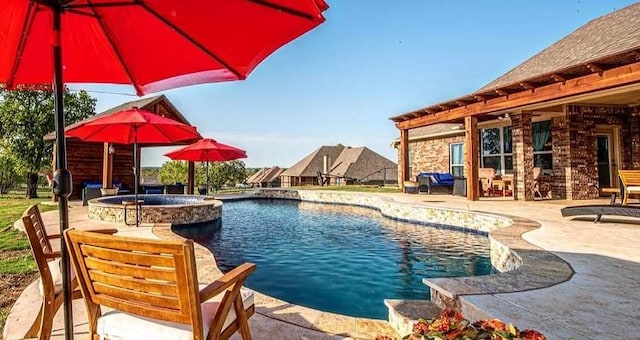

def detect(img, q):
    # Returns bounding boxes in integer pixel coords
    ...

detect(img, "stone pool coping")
[246,190,574,317]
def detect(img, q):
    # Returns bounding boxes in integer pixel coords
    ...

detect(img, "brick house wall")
[565,105,631,200]
[397,134,465,183]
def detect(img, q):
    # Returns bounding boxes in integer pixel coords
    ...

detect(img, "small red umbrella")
[165,138,247,194]
[66,108,201,225]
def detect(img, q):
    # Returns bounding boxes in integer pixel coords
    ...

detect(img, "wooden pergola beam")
[550,73,566,83]
[520,82,534,90]
[495,89,509,96]
[585,63,603,74]
[396,60,640,130]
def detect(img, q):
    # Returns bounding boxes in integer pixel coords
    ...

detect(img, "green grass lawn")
[0,196,57,330]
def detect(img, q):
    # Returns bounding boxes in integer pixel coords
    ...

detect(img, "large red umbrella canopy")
[65,108,201,144]
[164,138,247,162]
[0,0,328,95]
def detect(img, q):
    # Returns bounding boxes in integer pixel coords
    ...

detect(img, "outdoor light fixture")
[108,144,116,154]
[497,113,511,121]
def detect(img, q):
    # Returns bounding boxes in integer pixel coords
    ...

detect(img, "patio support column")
[512,112,534,200]
[187,161,195,194]
[399,128,410,189]
[102,143,113,188]
[465,116,479,200]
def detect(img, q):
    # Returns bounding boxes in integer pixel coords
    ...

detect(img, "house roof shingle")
[479,2,640,92]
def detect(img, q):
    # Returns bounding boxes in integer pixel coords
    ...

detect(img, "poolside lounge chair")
[64,229,256,340]
[21,205,116,340]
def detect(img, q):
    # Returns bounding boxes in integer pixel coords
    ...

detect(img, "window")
[532,121,552,173]
[481,126,513,174]
[450,143,464,177]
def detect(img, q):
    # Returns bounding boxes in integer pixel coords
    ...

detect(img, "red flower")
[473,318,507,332]
[441,309,464,322]
[412,320,430,335]
[519,329,547,340]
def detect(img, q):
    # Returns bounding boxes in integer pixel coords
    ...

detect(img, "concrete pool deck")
[4,191,640,339]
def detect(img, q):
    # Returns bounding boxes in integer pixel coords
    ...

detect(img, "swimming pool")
[174,199,491,320]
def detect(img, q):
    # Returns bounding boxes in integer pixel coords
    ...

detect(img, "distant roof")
[247,166,285,184]
[281,144,346,177]
[44,95,192,140]
[329,146,397,180]
[391,2,640,123]
[479,2,640,92]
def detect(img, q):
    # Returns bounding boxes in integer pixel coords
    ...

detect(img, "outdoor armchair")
[21,204,116,340]
[64,229,256,340]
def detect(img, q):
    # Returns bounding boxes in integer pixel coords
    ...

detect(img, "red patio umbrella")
[0,1,327,336]
[66,108,201,226]
[164,138,247,194]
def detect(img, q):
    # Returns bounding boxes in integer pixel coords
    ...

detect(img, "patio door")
[596,126,621,189]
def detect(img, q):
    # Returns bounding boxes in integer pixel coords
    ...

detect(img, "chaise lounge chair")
[64,229,257,340]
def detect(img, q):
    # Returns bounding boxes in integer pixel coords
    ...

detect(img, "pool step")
[384,299,442,338]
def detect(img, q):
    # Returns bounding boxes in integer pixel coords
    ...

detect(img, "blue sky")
[69,0,638,168]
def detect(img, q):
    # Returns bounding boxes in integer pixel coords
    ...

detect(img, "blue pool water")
[174,199,491,320]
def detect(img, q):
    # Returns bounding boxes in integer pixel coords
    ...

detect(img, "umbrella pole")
[206,161,209,195]
[51,4,74,340]
[133,137,139,227]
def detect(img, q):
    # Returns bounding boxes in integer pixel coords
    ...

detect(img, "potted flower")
[376,310,546,340]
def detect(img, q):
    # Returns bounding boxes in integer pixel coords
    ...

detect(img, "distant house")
[246,166,285,187]
[280,144,397,187]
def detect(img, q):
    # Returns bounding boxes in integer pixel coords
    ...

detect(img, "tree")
[0,147,20,195]
[208,160,246,192]
[158,160,189,185]
[0,87,96,198]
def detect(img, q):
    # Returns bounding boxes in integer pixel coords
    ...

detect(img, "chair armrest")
[44,251,62,259]
[84,228,119,235]
[199,263,256,301]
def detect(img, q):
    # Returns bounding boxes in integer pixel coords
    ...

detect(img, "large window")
[450,143,464,177]
[532,121,552,173]
[481,126,513,174]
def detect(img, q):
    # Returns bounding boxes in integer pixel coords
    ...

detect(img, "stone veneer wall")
[88,199,222,225]
[566,105,631,199]
[253,189,514,269]
[399,134,465,184]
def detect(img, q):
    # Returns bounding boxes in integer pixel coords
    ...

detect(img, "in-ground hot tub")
[88,194,222,225]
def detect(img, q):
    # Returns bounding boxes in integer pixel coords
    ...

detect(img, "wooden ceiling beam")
[550,73,566,83]
[455,100,467,107]
[395,60,640,130]
[474,95,487,102]
[586,63,603,74]
[495,89,509,96]
[520,82,535,90]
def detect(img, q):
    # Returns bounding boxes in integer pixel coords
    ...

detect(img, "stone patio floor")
[4,191,640,339]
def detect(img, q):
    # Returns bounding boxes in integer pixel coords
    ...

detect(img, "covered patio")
[391,3,640,201]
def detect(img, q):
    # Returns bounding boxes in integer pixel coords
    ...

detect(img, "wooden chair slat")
[80,244,176,267]
[93,295,190,324]
[93,282,182,311]
[84,257,178,282]
[88,270,180,297]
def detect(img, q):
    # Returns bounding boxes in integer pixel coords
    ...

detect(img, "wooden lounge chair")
[618,170,640,205]
[21,204,117,340]
[478,168,495,196]
[64,229,256,340]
